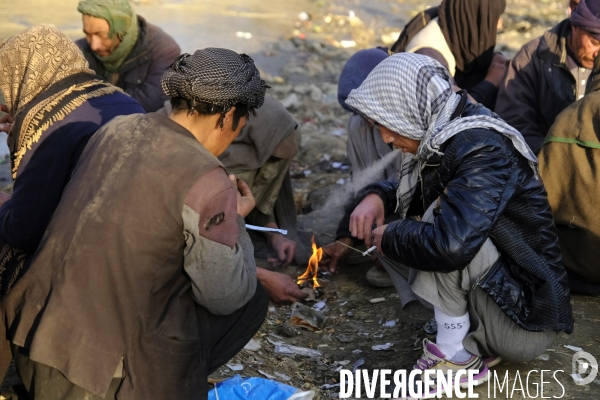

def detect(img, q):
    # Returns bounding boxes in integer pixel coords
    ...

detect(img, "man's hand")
[485,52,510,87]
[0,105,13,133]
[230,175,255,218]
[349,193,385,247]
[266,230,297,267]
[372,224,388,255]
[319,237,353,274]
[0,192,11,207]
[256,268,309,304]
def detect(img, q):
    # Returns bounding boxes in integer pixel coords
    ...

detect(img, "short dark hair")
[170,97,254,130]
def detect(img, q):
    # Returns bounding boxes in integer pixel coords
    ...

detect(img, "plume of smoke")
[320,149,402,212]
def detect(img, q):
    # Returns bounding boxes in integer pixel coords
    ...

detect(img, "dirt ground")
[0,0,599,399]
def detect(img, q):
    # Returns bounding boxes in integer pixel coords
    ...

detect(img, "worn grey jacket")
[496,19,576,154]
[2,113,257,399]
[76,16,180,112]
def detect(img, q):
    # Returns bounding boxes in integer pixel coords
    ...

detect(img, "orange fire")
[297,234,323,289]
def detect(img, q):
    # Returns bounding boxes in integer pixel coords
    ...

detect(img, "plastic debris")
[352,358,365,372]
[336,334,354,343]
[330,128,346,137]
[290,302,327,331]
[313,299,327,311]
[244,338,262,351]
[226,363,244,371]
[384,320,396,327]
[208,375,314,400]
[332,162,343,169]
[370,297,385,304]
[337,360,351,366]
[281,93,300,109]
[352,349,362,354]
[340,40,356,48]
[336,179,345,185]
[298,11,310,21]
[275,372,292,382]
[303,170,312,177]
[423,318,438,334]
[564,345,583,352]
[536,354,550,361]
[372,343,394,351]
[321,383,340,389]
[259,370,276,380]
[268,337,322,358]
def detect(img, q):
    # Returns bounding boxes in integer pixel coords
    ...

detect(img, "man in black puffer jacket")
[343,53,572,397]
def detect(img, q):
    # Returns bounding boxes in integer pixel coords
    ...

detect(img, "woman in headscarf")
[343,53,572,397]
[0,26,144,299]
[391,0,508,110]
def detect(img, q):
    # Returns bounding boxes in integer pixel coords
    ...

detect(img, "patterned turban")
[161,48,267,111]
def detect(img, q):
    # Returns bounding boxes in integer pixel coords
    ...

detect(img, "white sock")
[434,307,470,362]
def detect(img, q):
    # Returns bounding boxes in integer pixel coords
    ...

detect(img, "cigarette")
[362,246,377,256]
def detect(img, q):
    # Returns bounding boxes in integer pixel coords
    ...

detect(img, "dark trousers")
[12,281,268,400]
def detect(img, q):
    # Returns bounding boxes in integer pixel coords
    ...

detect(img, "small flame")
[297,234,323,290]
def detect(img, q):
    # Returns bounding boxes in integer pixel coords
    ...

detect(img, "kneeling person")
[2,49,268,399]
[344,53,573,396]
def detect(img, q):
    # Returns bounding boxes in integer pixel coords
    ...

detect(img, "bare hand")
[349,194,385,247]
[485,52,510,87]
[256,268,309,304]
[266,232,297,267]
[0,192,11,207]
[372,224,388,255]
[319,237,353,274]
[230,174,255,218]
[0,105,13,133]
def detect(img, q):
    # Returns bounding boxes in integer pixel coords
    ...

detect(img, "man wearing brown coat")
[495,0,600,154]
[2,49,269,400]
[76,0,181,112]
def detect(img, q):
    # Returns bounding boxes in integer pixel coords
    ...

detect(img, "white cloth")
[405,17,456,77]
[345,53,538,217]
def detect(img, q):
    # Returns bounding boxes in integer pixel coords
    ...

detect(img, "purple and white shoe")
[396,339,489,399]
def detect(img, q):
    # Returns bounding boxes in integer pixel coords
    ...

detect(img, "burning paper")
[297,234,323,289]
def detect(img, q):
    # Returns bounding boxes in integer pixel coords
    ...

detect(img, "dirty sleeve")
[182,167,257,315]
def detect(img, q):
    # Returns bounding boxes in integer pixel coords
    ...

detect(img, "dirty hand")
[349,193,385,247]
[256,268,309,304]
[485,52,510,87]
[372,224,388,255]
[0,105,13,133]
[0,192,11,206]
[267,232,297,267]
[230,175,255,218]
[319,237,353,274]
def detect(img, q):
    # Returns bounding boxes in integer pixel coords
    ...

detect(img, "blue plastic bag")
[208,375,298,400]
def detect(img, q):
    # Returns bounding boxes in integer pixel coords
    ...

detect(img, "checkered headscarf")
[345,53,537,217]
[161,48,267,111]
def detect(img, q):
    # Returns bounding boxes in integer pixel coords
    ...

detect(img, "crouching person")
[1,48,269,400]
[344,53,573,396]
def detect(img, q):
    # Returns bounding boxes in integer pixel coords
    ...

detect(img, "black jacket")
[496,19,576,154]
[77,16,180,112]
[359,103,573,333]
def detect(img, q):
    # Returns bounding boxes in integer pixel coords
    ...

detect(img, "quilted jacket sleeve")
[381,134,517,273]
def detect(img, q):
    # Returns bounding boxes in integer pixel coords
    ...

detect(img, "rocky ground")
[1,0,599,399]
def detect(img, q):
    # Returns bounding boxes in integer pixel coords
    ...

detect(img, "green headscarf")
[78,0,139,73]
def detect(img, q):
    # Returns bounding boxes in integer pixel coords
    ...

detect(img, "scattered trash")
[330,128,346,137]
[313,299,327,311]
[346,311,353,317]
[536,354,550,361]
[331,162,343,169]
[268,337,322,358]
[290,302,327,331]
[335,334,354,343]
[281,93,300,109]
[235,31,253,39]
[226,363,244,371]
[275,372,292,382]
[372,343,394,351]
[337,360,351,366]
[336,178,345,185]
[564,345,583,352]
[244,338,261,351]
[321,154,331,162]
[340,40,356,48]
[303,170,312,177]
[259,369,276,380]
[352,358,365,373]
[370,297,385,304]
[298,11,310,21]
[352,349,362,354]
[384,320,397,327]
[321,383,340,389]
[278,321,300,338]
[423,318,438,334]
